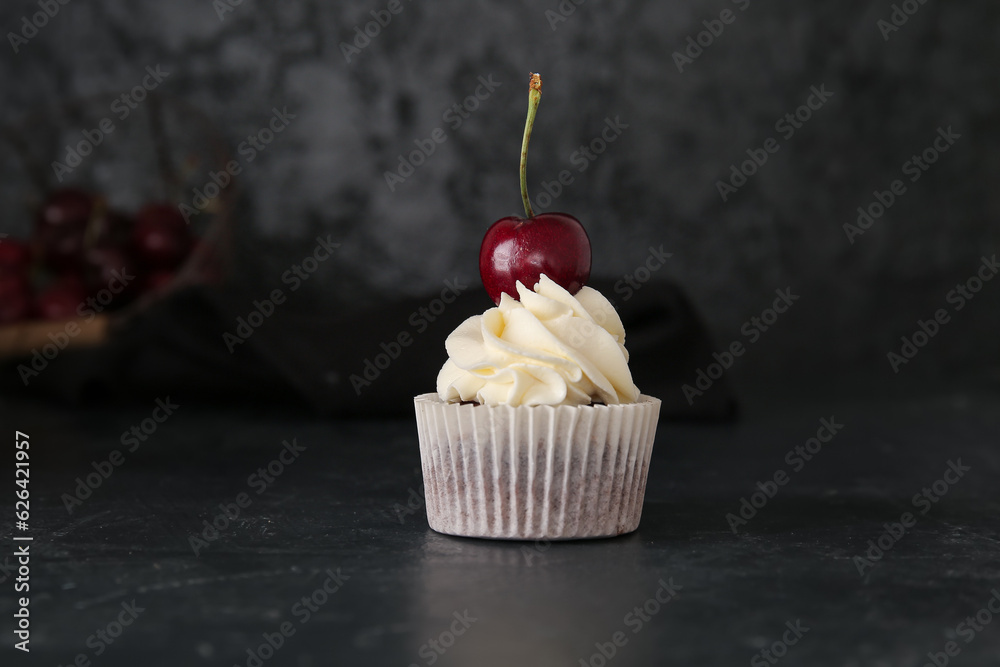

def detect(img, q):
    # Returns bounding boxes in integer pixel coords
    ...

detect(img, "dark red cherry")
[0,238,32,276]
[0,274,32,324]
[132,204,191,269]
[34,189,98,272]
[479,74,593,305]
[144,270,176,293]
[84,245,139,302]
[479,213,591,305]
[135,203,187,232]
[34,275,87,321]
[38,227,87,272]
[37,188,93,230]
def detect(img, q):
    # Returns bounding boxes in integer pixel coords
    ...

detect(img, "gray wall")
[2,0,998,392]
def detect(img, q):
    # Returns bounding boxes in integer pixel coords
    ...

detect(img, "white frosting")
[436,274,640,406]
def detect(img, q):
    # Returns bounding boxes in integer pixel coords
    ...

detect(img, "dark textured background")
[2,5,1000,664]
[2,0,998,397]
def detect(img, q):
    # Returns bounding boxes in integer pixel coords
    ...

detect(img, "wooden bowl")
[0,93,236,362]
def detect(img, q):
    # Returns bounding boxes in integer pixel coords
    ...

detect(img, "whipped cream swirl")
[436,275,640,407]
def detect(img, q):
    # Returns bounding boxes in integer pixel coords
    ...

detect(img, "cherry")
[84,245,139,302]
[144,270,176,293]
[37,188,93,229]
[136,202,187,233]
[34,188,94,272]
[480,214,591,304]
[34,275,87,321]
[478,73,591,304]
[0,274,32,324]
[0,238,32,276]
[38,227,87,272]
[0,239,33,323]
[132,203,191,269]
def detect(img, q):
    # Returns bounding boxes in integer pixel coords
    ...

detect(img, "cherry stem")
[520,73,542,219]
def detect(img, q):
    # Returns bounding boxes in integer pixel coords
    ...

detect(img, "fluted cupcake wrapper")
[413,394,661,540]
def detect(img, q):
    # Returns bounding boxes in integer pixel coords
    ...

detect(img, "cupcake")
[414,275,660,540]
[414,72,661,539]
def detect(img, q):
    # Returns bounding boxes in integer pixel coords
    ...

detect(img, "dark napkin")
[1,279,737,420]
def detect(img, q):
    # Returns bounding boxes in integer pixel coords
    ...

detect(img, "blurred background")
[1,4,999,666]
[1,0,998,413]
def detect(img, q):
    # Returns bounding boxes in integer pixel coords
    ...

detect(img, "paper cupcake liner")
[413,394,660,540]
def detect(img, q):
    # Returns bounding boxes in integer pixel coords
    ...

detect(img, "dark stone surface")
[2,392,998,665]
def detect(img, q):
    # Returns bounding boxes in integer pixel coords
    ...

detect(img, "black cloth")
[1,279,737,420]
